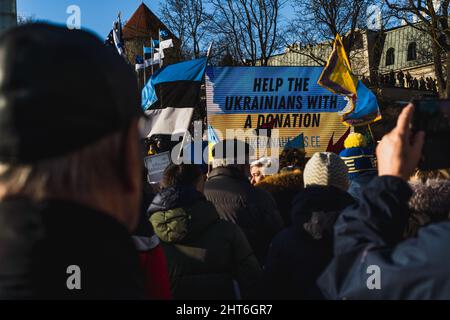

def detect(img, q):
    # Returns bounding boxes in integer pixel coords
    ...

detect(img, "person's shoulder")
[210,217,239,232]
[251,184,274,198]
[417,221,450,242]
[407,221,450,260]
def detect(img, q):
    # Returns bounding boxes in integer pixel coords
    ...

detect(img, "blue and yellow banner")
[206,66,350,157]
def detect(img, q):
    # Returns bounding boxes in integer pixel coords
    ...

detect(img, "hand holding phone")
[411,99,450,170]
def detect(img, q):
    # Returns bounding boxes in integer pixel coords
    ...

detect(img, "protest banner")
[144,151,171,183]
[205,66,350,157]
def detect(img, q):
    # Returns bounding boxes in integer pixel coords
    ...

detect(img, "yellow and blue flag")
[319,34,381,126]
[342,81,381,126]
[318,34,358,97]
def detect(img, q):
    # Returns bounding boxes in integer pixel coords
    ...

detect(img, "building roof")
[122,3,176,40]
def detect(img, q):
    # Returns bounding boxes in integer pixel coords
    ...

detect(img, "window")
[407,42,417,61]
[386,48,395,66]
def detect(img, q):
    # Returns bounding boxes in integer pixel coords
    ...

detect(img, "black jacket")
[0,199,144,299]
[256,171,304,226]
[148,186,261,300]
[263,186,355,299]
[318,176,450,299]
[204,167,284,264]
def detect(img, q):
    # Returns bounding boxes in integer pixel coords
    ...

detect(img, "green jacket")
[149,187,261,299]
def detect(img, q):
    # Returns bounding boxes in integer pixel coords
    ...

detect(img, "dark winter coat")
[148,186,261,300]
[347,171,377,200]
[204,167,284,264]
[256,171,304,226]
[0,199,145,299]
[263,186,355,300]
[318,176,450,299]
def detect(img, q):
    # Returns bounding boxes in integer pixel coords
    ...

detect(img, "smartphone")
[411,99,450,170]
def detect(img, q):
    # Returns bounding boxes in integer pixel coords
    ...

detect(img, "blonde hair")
[0,130,125,202]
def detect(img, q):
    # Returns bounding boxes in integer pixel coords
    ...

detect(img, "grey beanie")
[304,152,349,191]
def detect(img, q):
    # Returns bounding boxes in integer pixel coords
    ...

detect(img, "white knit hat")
[304,152,349,191]
[250,156,279,175]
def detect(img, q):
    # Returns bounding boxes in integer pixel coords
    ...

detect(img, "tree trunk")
[431,41,447,97]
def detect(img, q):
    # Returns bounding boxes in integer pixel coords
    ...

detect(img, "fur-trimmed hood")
[256,171,304,194]
[405,179,450,238]
[409,179,450,220]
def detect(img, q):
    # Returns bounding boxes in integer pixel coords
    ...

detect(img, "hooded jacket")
[0,199,144,299]
[256,171,304,226]
[148,186,261,300]
[204,167,284,264]
[263,186,355,300]
[318,176,450,299]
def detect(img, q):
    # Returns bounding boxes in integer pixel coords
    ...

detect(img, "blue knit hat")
[339,133,377,180]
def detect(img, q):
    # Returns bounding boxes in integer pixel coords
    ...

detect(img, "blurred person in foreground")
[263,152,355,299]
[148,164,261,299]
[204,139,284,265]
[0,24,145,299]
[317,105,450,299]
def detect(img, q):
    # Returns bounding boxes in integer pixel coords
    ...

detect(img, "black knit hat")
[0,23,143,164]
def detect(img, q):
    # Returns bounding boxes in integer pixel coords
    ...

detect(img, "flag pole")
[150,37,154,75]
[143,44,146,88]
[177,112,194,163]
[368,124,375,144]
[158,28,163,67]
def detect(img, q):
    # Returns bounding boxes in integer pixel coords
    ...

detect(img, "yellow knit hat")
[344,133,367,149]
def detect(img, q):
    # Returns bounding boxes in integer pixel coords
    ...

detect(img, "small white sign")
[144,151,171,183]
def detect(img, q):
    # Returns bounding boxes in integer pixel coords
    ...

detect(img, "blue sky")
[17,0,160,39]
[17,0,294,40]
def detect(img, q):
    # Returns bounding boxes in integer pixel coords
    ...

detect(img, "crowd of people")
[0,23,449,300]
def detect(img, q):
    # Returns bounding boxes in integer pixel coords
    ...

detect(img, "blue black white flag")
[143,46,153,55]
[105,15,125,58]
[140,58,207,138]
[142,57,207,110]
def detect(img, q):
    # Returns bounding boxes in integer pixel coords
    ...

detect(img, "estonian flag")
[140,58,207,138]
[143,46,153,55]
[142,57,207,110]
[105,15,125,58]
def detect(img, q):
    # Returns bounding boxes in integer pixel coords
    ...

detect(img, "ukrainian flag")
[318,34,358,97]
[318,34,381,126]
[342,81,381,126]
[207,125,220,163]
